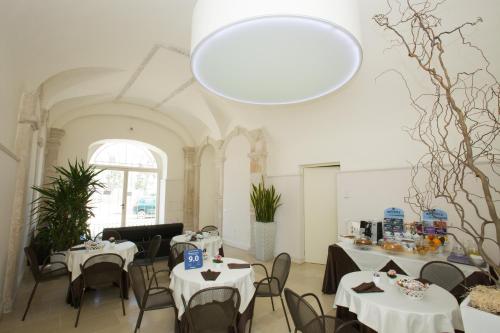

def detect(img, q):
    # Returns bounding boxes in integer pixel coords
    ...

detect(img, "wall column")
[248,133,267,255]
[2,92,39,313]
[214,150,226,236]
[42,128,65,185]
[182,147,195,231]
[192,161,201,231]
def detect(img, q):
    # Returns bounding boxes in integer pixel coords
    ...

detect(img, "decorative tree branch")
[374,0,499,282]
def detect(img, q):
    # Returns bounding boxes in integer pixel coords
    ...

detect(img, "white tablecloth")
[171,234,223,258]
[66,241,138,281]
[337,241,479,278]
[334,271,463,333]
[169,257,255,319]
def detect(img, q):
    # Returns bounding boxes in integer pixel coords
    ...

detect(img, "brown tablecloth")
[322,244,493,299]
[66,269,130,307]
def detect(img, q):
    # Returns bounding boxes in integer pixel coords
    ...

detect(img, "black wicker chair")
[243,278,274,333]
[128,262,177,333]
[22,246,69,321]
[251,252,292,332]
[182,286,240,333]
[134,234,162,286]
[200,225,219,235]
[284,288,360,333]
[94,229,122,242]
[168,242,198,272]
[74,253,125,327]
[420,260,466,292]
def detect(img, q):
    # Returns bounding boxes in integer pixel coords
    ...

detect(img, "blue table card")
[184,249,203,270]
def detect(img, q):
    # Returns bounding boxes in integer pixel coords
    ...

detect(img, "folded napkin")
[352,282,384,293]
[70,246,86,251]
[227,263,251,269]
[201,269,221,281]
[415,277,432,285]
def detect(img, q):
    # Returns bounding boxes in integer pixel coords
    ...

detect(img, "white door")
[304,166,339,264]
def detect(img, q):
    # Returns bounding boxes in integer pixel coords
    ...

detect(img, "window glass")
[91,142,157,169]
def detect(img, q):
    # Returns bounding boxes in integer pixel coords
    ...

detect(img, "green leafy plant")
[250,177,282,222]
[31,160,104,251]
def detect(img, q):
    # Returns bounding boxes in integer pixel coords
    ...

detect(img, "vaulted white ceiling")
[5,0,226,143]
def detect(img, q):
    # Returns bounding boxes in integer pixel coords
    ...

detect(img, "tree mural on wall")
[373,0,499,281]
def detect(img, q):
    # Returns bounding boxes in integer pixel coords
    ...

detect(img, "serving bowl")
[396,278,429,300]
[354,237,372,250]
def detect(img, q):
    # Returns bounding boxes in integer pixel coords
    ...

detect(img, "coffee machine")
[360,220,383,243]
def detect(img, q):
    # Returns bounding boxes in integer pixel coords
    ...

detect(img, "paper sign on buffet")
[421,209,448,235]
[383,207,404,235]
[184,249,203,270]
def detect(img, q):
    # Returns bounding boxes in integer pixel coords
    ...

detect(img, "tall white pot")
[460,295,500,333]
[254,221,276,261]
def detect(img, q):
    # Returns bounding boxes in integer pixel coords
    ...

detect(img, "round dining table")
[66,240,138,281]
[170,234,223,258]
[169,257,255,319]
[334,271,463,333]
[65,240,138,307]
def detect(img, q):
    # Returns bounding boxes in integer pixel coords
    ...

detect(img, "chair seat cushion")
[254,280,280,296]
[145,289,175,310]
[40,264,68,280]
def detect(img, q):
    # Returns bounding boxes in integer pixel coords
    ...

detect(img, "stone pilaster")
[2,91,39,313]
[182,147,196,231]
[192,161,201,231]
[214,151,226,236]
[42,128,65,185]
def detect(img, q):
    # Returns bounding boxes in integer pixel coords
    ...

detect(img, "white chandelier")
[190,0,363,105]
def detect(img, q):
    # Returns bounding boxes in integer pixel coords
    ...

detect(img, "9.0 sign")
[184,249,203,270]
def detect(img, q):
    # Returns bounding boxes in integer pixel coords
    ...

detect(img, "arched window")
[90,141,158,169]
[88,140,165,236]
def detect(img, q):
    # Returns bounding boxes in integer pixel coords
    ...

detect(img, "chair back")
[271,252,291,292]
[284,288,302,330]
[201,225,219,235]
[80,253,124,287]
[102,229,122,241]
[420,261,466,291]
[169,242,197,271]
[185,287,240,332]
[24,246,42,282]
[128,262,147,309]
[147,235,162,261]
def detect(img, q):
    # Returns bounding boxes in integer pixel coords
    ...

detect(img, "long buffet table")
[322,241,492,299]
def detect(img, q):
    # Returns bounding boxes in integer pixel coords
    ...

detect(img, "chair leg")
[119,279,126,316]
[248,318,254,333]
[280,294,291,332]
[151,264,159,287]
[75,287,86,327]
[134,309,144,333]
[270,295,275,311]
[145,265,150,280]
[21,281,39,321]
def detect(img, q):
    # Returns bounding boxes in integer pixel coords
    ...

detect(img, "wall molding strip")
[0,142,19,161]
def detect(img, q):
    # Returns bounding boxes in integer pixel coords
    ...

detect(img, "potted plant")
[250,177,282,261]
[31,160,104,253]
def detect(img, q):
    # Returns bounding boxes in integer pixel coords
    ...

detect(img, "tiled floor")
[0,246,335,332]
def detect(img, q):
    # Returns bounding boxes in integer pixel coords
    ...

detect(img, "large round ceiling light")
[191,0,363,105]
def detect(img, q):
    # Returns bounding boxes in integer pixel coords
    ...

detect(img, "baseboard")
[292,256,305,264]
[223,239,251,251]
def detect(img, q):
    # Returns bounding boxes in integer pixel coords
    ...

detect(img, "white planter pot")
[461,295,500,333]
[254,221,276,261]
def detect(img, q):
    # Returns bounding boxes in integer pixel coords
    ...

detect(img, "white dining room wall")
[222,135,252,250]
[56,107,186,224]
[0,0,25,314]
[202,0,500,262]
[198,144,217,230]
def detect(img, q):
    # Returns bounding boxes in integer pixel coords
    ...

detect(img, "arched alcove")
[222,135,251,250]
[198,144,217,229]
